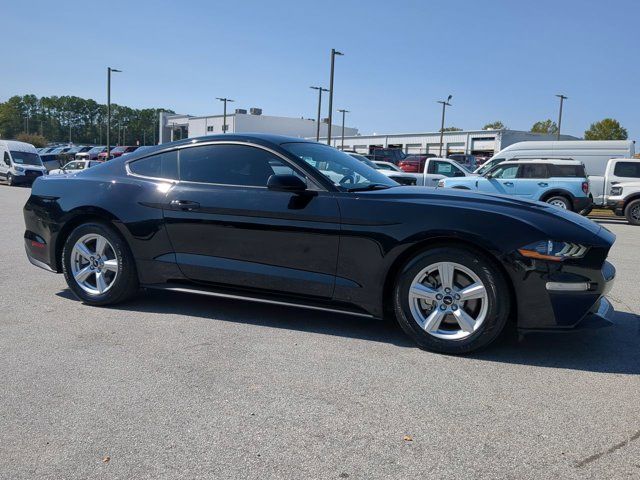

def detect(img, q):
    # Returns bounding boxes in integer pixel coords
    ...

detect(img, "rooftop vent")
[249,108,263,116]
[235,108,247,114]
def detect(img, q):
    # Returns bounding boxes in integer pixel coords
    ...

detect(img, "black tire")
[393,246,510,354]
[62,222,139,305]
[545,195,571,210]
[7,173,14,186]
[625,199,640,226]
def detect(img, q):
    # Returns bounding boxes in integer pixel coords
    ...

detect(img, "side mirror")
[485,173,493,179]
[267,174,307,193]
[454,170,465,177]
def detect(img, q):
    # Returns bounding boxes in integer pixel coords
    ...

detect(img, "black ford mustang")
[23,134,616,354]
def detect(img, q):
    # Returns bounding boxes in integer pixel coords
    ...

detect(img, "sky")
[2,0,640,140]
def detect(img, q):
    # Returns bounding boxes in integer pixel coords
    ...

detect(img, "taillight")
[399,161,419,173]
[582,181,589,194]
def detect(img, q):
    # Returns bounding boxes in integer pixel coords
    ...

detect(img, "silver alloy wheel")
[548,198,568,209]
[631,204,640,221]
[70,233,119,295]
[408,261,489,340]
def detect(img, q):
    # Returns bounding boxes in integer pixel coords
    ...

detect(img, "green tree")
[530,119,558,135]
[483,121,506,130]
[16,133,48,148]
[441,127,462,132]
[584,118,628,140]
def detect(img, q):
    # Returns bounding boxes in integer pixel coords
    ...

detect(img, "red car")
[98,146,139,160]
[398,154,436,173]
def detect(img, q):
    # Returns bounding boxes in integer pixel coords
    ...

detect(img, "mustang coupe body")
[23,134,616,353]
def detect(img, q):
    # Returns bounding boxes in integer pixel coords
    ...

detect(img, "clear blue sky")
[3,0,639,140]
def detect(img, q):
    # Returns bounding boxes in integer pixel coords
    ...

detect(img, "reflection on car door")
[479,164,519,195]
[515,164,550,199]
[163,143,341,298]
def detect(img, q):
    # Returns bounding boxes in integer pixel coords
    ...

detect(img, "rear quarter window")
[613,162,640,178]
[129,151,178,180]
[549,164,586,178]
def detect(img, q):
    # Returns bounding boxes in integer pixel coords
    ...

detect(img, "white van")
[476,140,635,205]
[0,140,48,186]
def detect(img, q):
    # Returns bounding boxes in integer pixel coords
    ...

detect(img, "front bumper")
[606,197,625,216]
[12,170,45,184]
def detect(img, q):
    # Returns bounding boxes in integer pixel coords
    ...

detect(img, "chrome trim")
[124,140,327,191]
[143,284,374,318]
[545,281,590,291]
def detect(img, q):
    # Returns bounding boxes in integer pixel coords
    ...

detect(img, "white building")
[159,109,358,143]
[322,129,578,157]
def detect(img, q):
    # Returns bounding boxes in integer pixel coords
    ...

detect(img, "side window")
[129,151,179,180]
[433,161,455,177]
[3,152,10,165]
[613,162,640,178]
[179,144,303,187]
[492,165,519,179]
[519,164,549,179]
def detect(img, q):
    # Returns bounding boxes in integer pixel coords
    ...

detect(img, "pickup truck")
[599,158,640,225]
[439,158,591,213]
[403,157,472,186]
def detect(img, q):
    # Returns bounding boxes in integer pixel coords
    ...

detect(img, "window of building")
[129,151,179,180]
[207,126,214,132]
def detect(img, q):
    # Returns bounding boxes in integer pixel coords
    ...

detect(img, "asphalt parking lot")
[0,184,638,480]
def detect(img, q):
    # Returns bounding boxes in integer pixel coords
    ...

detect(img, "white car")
[348,153,417,185]
[0,140,48,186]
[49,160,102,176]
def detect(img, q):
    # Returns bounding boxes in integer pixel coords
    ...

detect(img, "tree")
[483,121,506,130]
[584,118,628,140]
[16,133,48,148]
[441,127,462,132]
[530,119,558,135]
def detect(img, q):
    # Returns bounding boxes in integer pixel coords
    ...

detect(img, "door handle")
[538,182,548,187]
[503,182,514,186]
[169,200,201,211]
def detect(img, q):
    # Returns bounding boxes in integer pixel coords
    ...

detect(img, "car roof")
[502,158,581,165]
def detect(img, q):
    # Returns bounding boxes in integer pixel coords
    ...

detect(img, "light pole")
[437,95,452,157]
[326,48,344,146]
[216,97,234,133]
[123,125,127,145]
[556,94,567,140]
[338,109,350,150]
[106,67,122,159]
[310,86,329,141]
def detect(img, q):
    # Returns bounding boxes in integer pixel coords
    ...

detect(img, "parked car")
[448,154,478,170]
[120,145,154,158]
[397,154,436,173]
[39,154,62,171]
[23,134,616,354]
[599,158,640,225]
[98,146,139,160]
[475,140,635,207]
[441,159,591,213]
[400,157,472,187]
[367,148,408,165]
[0,140,48,186]
[59,146,92,162]
[76,146,107,161]
[49,160,103,176]
[348,152,417,185]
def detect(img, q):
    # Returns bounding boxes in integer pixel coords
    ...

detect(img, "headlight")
[437,180,445,188]
[14,166,25,173]
[610,186,623,196]
[518,240,588,262]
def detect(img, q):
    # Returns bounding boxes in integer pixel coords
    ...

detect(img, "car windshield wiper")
[346,183,394,192]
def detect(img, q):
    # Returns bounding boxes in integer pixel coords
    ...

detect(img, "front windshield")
[283,143,398,191]
[112,146,126,153]
[88,147,104,154]
[349,153,380,169]
[10,151,43,166]
[476,157,503,175]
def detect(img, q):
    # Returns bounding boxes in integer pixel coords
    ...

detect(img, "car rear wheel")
[546,195,571,210]
[625,199,640,226]
[62,222,139,305]
[393,246,510,354]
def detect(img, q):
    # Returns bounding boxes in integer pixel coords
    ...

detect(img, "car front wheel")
[393,246,510,354]
[62,222,139,305]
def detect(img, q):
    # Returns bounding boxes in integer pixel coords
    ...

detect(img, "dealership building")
[159,109,358,143]
[322,129,578,157]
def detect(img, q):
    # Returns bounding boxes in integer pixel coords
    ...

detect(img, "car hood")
[361,186,607,240]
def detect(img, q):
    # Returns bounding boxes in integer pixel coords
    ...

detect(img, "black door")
[163,143,341,298]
